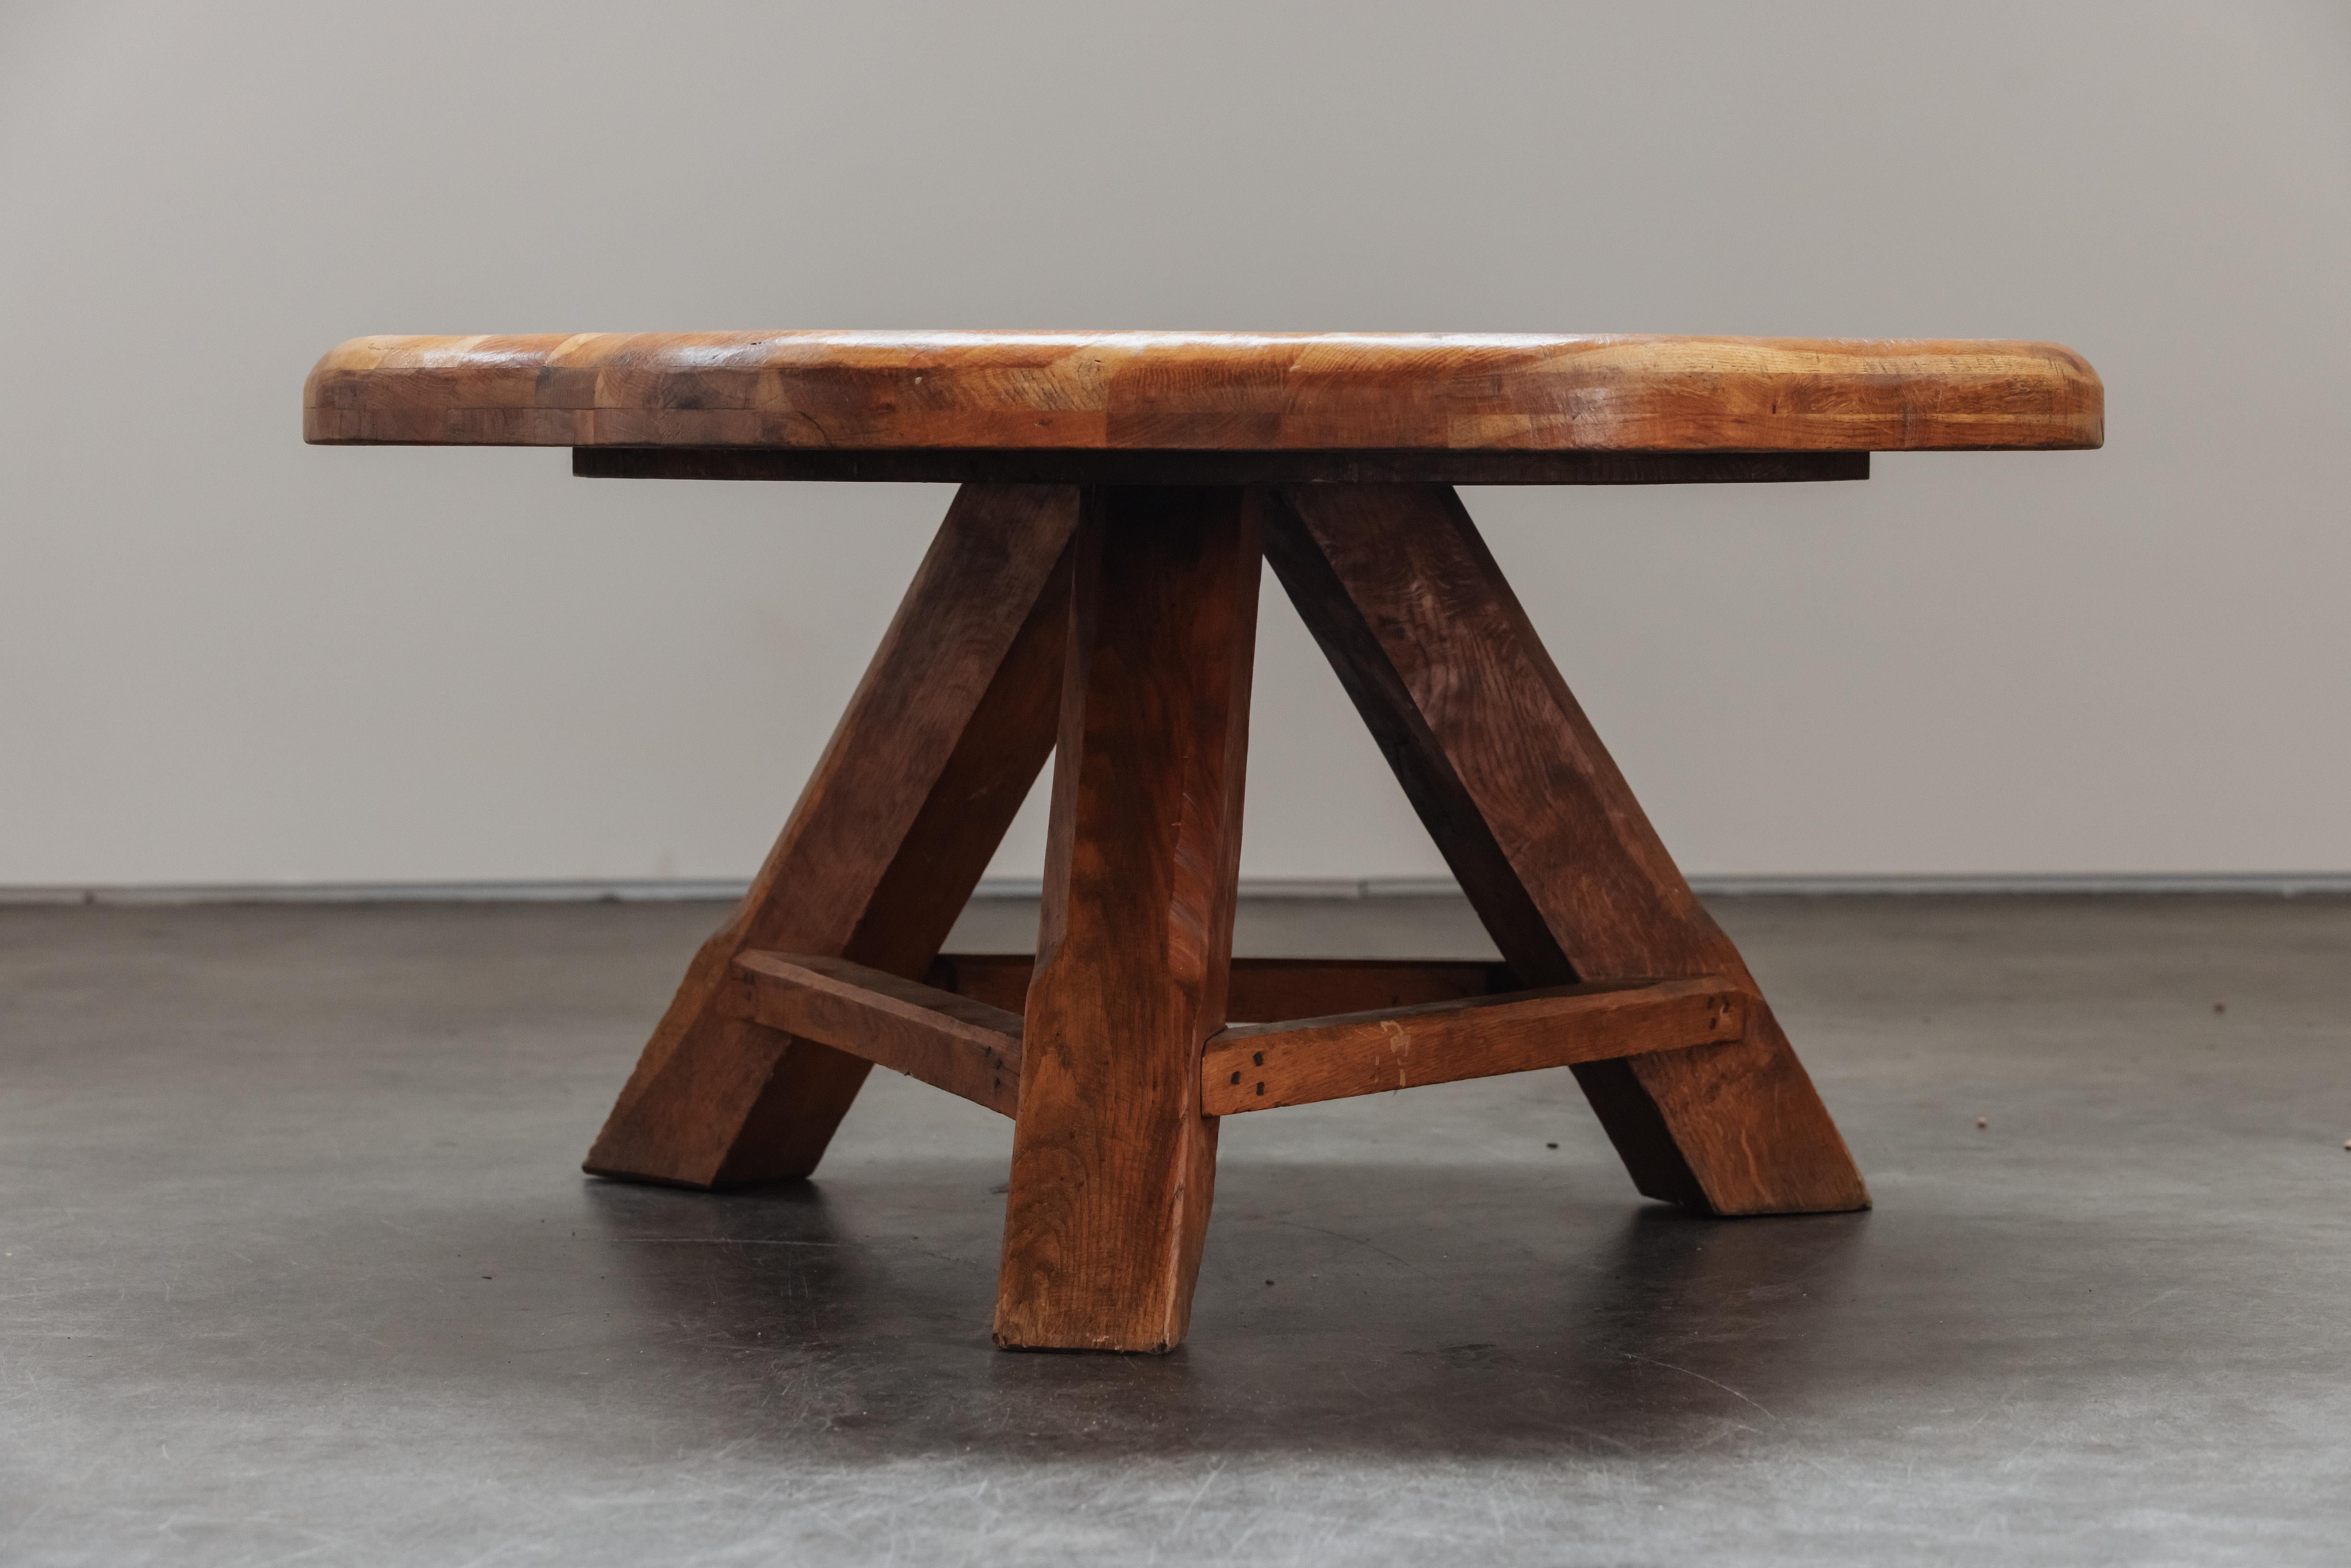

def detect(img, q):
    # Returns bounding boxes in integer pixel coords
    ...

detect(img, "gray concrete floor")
[2,894,2347,1565]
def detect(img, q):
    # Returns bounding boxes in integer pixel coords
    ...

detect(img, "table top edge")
[303,331,2104,455]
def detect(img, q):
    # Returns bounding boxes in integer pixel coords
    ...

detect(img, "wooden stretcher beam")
[730,950,1023,1118]
[926,953,1519,1022]
[1200,976,1747,1116]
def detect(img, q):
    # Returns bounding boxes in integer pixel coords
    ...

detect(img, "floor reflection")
[576,1160,1877,1460]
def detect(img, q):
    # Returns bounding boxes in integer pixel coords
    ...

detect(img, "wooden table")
[307,332,2102,1352]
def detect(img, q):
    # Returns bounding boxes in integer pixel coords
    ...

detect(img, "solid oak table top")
[305,332,2102,456]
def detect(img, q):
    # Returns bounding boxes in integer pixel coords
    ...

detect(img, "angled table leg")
[1267,483,1868,1216]
[994,487,1263,1352]
[584,484,1078,1188]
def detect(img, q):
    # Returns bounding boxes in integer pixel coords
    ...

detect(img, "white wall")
[3,0,2346,887]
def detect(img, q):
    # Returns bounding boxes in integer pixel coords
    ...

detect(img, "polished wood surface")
[994,487,1261,1354]
[731,951,1022,1117]
[582,484,1074,1188]
[1265,484,1870,1216]
[308,332,2101,454]
[1201,976,1745,1116]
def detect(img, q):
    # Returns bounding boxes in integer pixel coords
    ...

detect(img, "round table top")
[305,333,2101,462]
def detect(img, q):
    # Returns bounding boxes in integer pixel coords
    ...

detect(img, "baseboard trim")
[1686,872,2351,896]
[4,872,2349,906]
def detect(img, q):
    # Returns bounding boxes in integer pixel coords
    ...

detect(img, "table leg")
[994,487,1262,1352]
[583,484,1077,1188]
[1266,483,1868,1216]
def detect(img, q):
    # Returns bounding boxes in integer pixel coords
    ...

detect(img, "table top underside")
[305,333,2103,460]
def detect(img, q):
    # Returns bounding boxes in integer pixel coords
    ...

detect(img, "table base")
[582,482,1869,1353]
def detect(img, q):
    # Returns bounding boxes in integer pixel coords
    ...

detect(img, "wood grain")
[994,487,1262,1354]
[729,951,1022,1118]
[582,483,1075,1188]
[1201,977,1745,1116]
[926,953,1517,1022]
[1265,484,1869,1216]
[307,332,2102,453]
